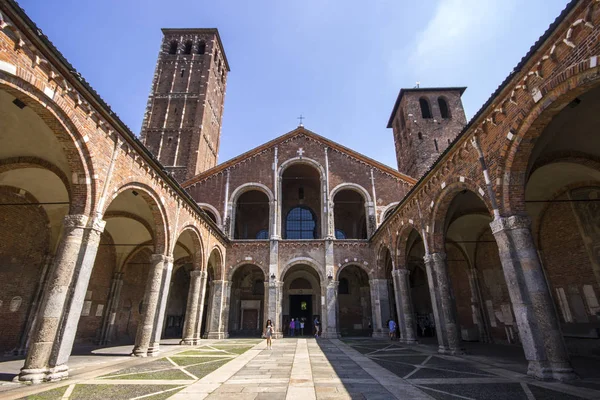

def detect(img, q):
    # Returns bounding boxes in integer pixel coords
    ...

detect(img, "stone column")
[369,279,390,338]
[181,270,203,345]
[220,280,232,338]
[467,269,491,343]
[194,271,208,339]
[148,257,174,356]
[490,215,575,381]
[207,280,226,339]
[265,280,282,338]
[132,254,171,357]
[325,280,340,338]
[18,215,105,383]
[424,252,463,355]
[393,269,417,343]
[99,272,124,345]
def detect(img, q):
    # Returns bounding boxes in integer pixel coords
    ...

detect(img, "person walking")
[264,319,274,349]
[290,318,295,337]
[300,319,305,336]
[314,317,320,338]
[388,319,397,341]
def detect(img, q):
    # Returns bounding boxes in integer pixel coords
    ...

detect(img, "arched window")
[234,190,269,239]
[168,41,178,54]
[419,97,432,119]
[256,229,269,239]
[202,209,217,224]
[438,97,451,119]
[183,41,193,54]
[335,229,346,239]
[333,189,367,239]
[339,278,349,294]
[400,111,406,130]
[197,41,206,55]
[286,207,316,239]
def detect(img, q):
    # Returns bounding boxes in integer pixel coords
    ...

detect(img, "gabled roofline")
[161,28,230,71]
[182,127,418,187]
[386,87,467,128]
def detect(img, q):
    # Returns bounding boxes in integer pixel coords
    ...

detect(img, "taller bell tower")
[141,28,229,182]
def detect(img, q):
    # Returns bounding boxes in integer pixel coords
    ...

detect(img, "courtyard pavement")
[0,338,599,399]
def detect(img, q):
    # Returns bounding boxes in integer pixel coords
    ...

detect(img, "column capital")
[393,268,410,277]
[424,252,446,264]
[113,271,124,280]
[190,269,203,278]
[327,280,339,288]
[150,254,173,264]
[63,214,89,229]
[490,215,531,234]
[89,217,106,233]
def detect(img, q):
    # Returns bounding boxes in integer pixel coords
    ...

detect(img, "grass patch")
[185,359,230,378]
[22,386,68,399]
[170,356,229,366]
[142,386,185,400]
[210,346,253,354]
[100,359,173,377]
[69,384,180,400]
[177,350,231,355]
[104,368,193,380]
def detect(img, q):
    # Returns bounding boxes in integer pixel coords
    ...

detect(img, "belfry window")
[438,97,451,119]
[183,41,193,54]
[419,97,432,119]
[168,40,178,54]
[286,207,316,239]
[198,41,206,55]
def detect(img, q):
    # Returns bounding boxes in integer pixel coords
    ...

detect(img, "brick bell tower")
[141,28,229,182]
[387,87,467,179]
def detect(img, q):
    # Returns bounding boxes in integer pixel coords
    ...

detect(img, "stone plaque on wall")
[81,301,92,317]
[95,304,104,317]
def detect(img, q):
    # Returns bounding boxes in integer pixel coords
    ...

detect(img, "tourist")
[290,318,295,336]
[300,319,305,336]
[388,319,397,341]
[264,319,274,349]
[314,317,320,338]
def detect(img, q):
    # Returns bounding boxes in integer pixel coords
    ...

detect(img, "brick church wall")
[0,187,49,352]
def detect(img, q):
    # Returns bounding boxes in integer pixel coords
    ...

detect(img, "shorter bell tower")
[387,87,467,178]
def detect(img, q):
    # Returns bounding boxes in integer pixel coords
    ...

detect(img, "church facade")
[0,0,599,385]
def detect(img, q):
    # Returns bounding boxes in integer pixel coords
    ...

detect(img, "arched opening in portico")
[228,264,266,337]
[333,189,367,239]
[282,264,322,336]
[338,265,372,336]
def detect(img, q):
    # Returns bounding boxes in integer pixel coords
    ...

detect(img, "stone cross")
[297,114,305,126]
[297,148,304,157]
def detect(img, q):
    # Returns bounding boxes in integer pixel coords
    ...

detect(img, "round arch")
[227,261,268,282]
[429,180,494,252]
[336,262,373,281]
[103,182,170,255]
[0,77,94,215]
[280,257,326,284]
[207,246,224,280]
[196,203,222,226]
[395,224,423,268]
[381,202,399,221]
[278,157,326,180]
[330,182,372,204]
[502,69,600,215]
[174,225,204,270]
[229,182,274,239]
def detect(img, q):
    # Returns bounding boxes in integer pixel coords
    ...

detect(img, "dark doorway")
[289,294,312,336]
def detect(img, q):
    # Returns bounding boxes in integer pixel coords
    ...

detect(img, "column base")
[45,364,69,382]
[206,331,227,339]
[371,331,388,339]
[180,338,200,345]
[131,345,149,357]
[147,343,160,357]
[401,338,419,344]
[438,345,465,355]
[16,367,47,384]
[527,360,577,381]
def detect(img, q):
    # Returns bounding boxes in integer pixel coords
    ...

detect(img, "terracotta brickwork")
[140,29,229,182]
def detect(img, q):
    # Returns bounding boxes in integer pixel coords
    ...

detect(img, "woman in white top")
[264,319,274,349]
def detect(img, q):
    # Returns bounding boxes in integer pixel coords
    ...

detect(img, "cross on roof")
[297,148,304,157]
[297,114,305,127]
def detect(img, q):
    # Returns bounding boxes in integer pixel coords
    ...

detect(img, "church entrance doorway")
[282,263,322,337]
[228,264,265,337]
[289,294,312,336]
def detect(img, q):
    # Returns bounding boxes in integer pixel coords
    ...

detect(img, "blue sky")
[20,0,569,169]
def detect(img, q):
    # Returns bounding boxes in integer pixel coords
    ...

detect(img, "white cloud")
[402,0,517,76]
